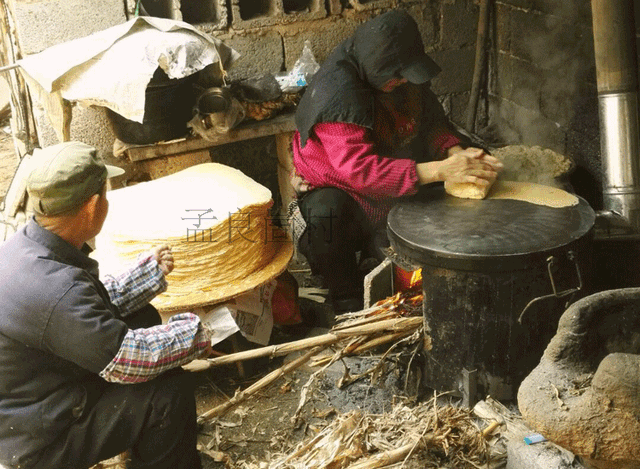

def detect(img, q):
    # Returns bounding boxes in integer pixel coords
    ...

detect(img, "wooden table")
[119,113,298,215]
[122,113,296,162]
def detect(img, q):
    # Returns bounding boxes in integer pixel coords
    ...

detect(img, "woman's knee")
[299,188,363,233]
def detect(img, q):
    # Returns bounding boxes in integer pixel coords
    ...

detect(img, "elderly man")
[0,142,211,468]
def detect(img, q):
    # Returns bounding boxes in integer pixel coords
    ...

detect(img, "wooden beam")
[124,113,296,162]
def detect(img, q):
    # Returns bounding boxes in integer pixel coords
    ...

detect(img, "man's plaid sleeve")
[101,253,168,316]
[99,313,210,383]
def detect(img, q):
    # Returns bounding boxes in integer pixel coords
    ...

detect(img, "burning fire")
[394,266,422,292]
[409,269,422,288]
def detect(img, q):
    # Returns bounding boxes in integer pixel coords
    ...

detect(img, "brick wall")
[486,0,601,207]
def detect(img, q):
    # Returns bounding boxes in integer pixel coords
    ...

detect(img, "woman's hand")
[150,245,174,276]
[416,146,503,186]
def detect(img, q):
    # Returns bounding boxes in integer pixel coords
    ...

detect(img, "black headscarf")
[295,9,441,147]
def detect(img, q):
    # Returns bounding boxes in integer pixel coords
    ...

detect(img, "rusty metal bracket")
[517,251,583,324]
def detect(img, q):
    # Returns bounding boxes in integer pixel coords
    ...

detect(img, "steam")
[490,0,594,151]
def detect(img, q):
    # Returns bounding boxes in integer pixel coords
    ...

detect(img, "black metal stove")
[387,185,596,404]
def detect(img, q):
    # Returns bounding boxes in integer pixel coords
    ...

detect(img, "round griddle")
[387,185,596,271]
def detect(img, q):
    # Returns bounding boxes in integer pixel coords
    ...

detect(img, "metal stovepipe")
[592,0,640,235]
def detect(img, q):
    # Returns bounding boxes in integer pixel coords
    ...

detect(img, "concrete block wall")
[11,0,480,199]
[14,0,127,55]
[13,0,127,160]
[125,0,228,30]
[230,0,326,29]
[180,0,228,30]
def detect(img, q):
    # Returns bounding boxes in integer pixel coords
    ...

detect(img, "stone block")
[538,67,595,126]
[441,0,479,49]
[449,92,471,128]
[71,106,120,157]
[491,52,514,100]
[230,0,326,29]
[430,48,476,95]
[510,9,590,71]
[510,57,542,112]
[495,2,512,54]
[229,0,280,28]
[222,31,285,81]
[327,0,343,15]
[180,0,228,30]
[530,0,591,22]
[347,0,396,12]
[125,0,231,30]
[281,20,360,69]
[280,6,438,69]
[281,0,327,22]
[496,0,534,10]
[509,9,548,64]
[403,4,439,51]
[518,290,640,468]
[14,0,126,55]
[487,97,566,154]
[564,93,601,206]
[125,0,180,20]
[29,98,118,159]
[528,0,563,15]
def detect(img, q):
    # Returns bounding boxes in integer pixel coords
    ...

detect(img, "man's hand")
[150,245,174,276]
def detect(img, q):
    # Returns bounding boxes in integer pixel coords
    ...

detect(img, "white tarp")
[17,16,239,140]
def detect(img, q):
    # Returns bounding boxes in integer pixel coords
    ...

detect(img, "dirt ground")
[191,323,426,469]
[0,126,18,202]
[190,262,349,468]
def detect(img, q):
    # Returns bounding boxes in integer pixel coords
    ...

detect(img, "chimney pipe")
[591,0,640,236]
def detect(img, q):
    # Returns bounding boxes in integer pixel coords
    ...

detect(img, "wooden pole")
[0,0,38,156]
[465,0,492,132]
[193,316,423,370]
[0,62,19,73]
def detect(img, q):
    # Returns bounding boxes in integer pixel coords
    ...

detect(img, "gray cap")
[27,141,124,216]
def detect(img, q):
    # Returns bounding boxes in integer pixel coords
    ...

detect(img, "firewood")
[187,316,422,371]
[198,345,327,422]
[309,330,411,367]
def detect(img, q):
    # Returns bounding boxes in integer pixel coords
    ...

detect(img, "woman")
[290,9,502,312]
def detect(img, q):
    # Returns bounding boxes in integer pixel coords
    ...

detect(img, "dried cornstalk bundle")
[262,397,491,469]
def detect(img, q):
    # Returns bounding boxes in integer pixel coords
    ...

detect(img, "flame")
[409,269,422,288]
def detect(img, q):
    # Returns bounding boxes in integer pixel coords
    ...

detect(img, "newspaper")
[197,280,276,347]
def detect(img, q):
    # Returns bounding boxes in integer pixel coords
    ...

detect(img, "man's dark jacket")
[0,219,127,467]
